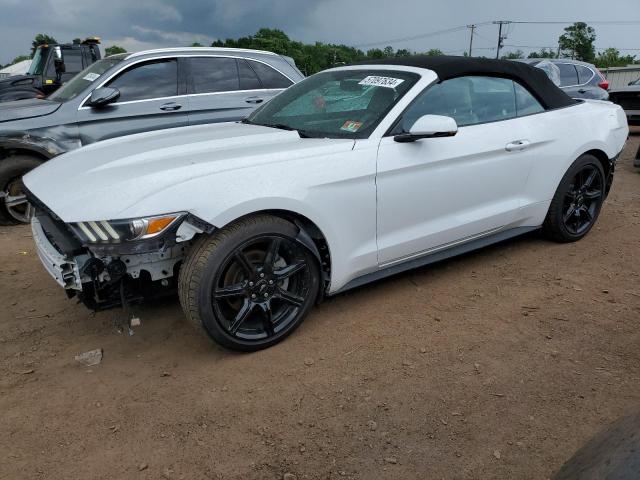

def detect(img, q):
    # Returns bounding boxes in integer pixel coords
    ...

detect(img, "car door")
[376,76,536,265]
[75,57,188,145]
[186,56,294,125]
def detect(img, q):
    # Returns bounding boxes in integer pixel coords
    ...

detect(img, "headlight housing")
[71,213,184,244]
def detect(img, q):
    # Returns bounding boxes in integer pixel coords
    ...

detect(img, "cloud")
[0,0,639,65]
[130,25,213,46]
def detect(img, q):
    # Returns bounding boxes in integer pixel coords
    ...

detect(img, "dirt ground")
[1,133,639,480]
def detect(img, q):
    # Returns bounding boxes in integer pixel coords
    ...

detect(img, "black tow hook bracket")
[117,280,141,336]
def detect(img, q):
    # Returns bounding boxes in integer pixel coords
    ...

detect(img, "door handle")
[578,88,587,94]
[160,102,182,111]
[505,140,531,152]
[245,97,264,104]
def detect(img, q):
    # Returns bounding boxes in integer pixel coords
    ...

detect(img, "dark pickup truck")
[0,38,101,102]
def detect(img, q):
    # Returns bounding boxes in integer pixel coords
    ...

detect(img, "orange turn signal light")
[145,216,178,236]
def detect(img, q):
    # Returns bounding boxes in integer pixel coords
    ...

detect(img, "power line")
[351,19,640,51]
[352,25,470,48]
[510,20,640,25]
[504,44,640,52]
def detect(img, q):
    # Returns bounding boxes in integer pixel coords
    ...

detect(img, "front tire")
[0,155,42,225]
[178,215,320,351]
[542,154,605,243]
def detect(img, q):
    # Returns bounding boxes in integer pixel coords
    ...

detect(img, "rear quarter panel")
[518,101,627,225]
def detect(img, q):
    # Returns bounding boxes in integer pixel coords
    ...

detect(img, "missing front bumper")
[31,218,86,290]
[31,216,185,310]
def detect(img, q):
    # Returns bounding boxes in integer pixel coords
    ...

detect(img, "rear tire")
[178,214,320,351]
[542,154,605,243]
[0,155,42,226]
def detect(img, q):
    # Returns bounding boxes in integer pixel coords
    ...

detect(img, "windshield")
[27,47,48,75]
[49,57,124,102]
[245,69,420,139]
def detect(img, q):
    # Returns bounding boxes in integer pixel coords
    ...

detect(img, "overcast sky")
[1,0,639,65]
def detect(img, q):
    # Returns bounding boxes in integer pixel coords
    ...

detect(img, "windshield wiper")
[242,120,314,138]
[263,123,297,131]
[259,123,313,138]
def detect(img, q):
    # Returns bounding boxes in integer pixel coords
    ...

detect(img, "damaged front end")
[27,190,212,311]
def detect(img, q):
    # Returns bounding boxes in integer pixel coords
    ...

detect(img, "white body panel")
[377,116,531,264]
[24,66,628,294]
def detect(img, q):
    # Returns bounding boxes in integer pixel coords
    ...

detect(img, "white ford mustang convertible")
[24,56,628,351]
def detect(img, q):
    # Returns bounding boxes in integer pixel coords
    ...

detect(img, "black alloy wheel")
[561,164,604,236]
[543,154,606,243]
[179,215,320,351]
[212,235,311,341]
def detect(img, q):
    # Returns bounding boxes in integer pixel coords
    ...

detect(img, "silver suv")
[520,58,609,100]
[0,47,304,224]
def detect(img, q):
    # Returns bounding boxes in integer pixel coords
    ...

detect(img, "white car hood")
[24,122,355,222]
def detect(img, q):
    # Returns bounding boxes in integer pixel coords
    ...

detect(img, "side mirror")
[394,115,458,143]
[87,87,120,108]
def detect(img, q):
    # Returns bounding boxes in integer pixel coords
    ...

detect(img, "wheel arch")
[581,148,611,178]
[0,138,57,162]
[212,208,333,293]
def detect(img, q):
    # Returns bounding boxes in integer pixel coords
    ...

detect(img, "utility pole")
[493,20,511,59]
[467,24,476,57]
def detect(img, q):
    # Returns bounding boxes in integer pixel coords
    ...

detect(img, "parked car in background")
[609,77,640,127]
[0,47,304,225]
[520,58,609,100]
[0,38,102,102]
[24,56,627,351]
[0,37,101,102]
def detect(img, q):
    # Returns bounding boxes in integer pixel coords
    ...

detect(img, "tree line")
[2,24,638,71]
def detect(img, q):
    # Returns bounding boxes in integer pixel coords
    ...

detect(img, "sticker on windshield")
[83,73,100,82]
[358,76,404,88]
[341,120,363,133]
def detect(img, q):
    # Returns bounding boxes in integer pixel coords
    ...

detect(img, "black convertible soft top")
[358,55,576,110]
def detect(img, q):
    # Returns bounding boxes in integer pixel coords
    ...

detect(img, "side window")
[189,57,239,94]
[514,82,545,116]
[397,76,517,131]
[45,57,56,78]
[576,65,594,85]
[246,60,292,89]
[63,49,84,72]
[238,59,262,90]
[107,59,178,102]
[558,63,579,86]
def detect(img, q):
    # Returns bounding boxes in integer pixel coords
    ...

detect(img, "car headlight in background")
[71,213,184,243]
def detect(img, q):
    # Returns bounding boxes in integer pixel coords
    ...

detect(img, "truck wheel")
[179,214,321,351]
[542,154,605,243]
[0,156,42,226]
